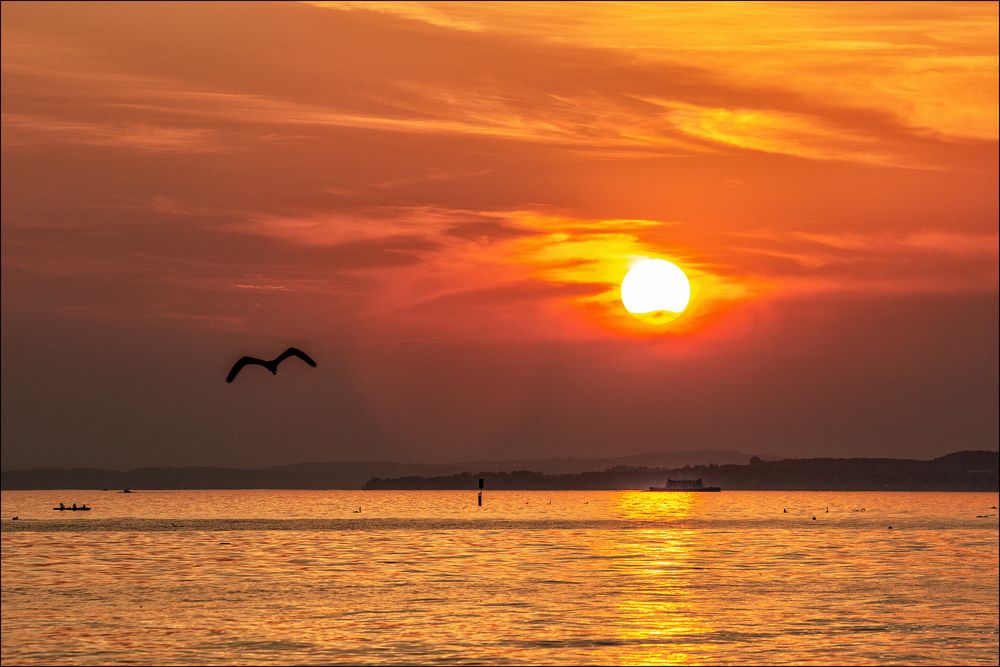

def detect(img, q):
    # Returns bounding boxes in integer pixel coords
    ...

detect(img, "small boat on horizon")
[647,478,721,492]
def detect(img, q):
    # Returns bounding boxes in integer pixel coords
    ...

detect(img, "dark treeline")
[364,451,999,491]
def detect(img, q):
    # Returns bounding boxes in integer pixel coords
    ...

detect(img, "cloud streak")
[5,2,994,168]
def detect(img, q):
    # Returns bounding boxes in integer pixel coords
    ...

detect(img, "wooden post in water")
[478,477,484,507]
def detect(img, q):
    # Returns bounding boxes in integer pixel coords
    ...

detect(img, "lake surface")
[2,490,998,665]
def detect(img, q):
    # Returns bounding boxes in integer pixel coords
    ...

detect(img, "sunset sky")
[2,1,997,469]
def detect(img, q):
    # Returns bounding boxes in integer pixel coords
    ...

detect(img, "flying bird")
[226,347,317,383]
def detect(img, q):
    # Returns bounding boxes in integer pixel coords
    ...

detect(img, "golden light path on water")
[2,490,998,665]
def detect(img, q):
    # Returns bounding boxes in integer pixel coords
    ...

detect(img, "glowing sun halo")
[621,259,691,320]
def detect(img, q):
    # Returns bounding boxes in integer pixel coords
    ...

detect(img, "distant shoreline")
[2,450,996,492]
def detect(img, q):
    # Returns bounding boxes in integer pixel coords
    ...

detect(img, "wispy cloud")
[321,1,998,141]
[724,228,999,295]
[7,2,993,167]
[641,100,896,166]
[230,284,291,292]
[1,113,219,153]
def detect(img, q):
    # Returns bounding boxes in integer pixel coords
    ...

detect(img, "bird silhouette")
[226,347,317,383]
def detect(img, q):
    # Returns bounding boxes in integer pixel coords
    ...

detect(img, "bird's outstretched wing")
[276,347,318,368]
[226,356,268,383]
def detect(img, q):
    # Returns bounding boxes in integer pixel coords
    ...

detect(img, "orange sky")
[2,2,997,468]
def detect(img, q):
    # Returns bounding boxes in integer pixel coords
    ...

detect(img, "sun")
[621,258,691,322]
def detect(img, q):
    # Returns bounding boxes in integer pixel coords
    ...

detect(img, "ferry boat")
[647,478,721,492]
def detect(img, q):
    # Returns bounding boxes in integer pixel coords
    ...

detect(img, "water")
[2,490,997,665]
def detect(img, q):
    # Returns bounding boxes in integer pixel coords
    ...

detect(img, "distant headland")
[364,451,998,492]
[1,450,996,491]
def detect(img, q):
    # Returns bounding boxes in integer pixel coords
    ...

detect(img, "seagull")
[226,347,317,383]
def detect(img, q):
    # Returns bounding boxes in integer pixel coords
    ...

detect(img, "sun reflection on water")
[591,492,713,665]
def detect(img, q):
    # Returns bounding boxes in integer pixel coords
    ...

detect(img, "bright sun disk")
[621,258,691,319]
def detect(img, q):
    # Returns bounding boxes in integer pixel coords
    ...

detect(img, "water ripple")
[2,490,997,665]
